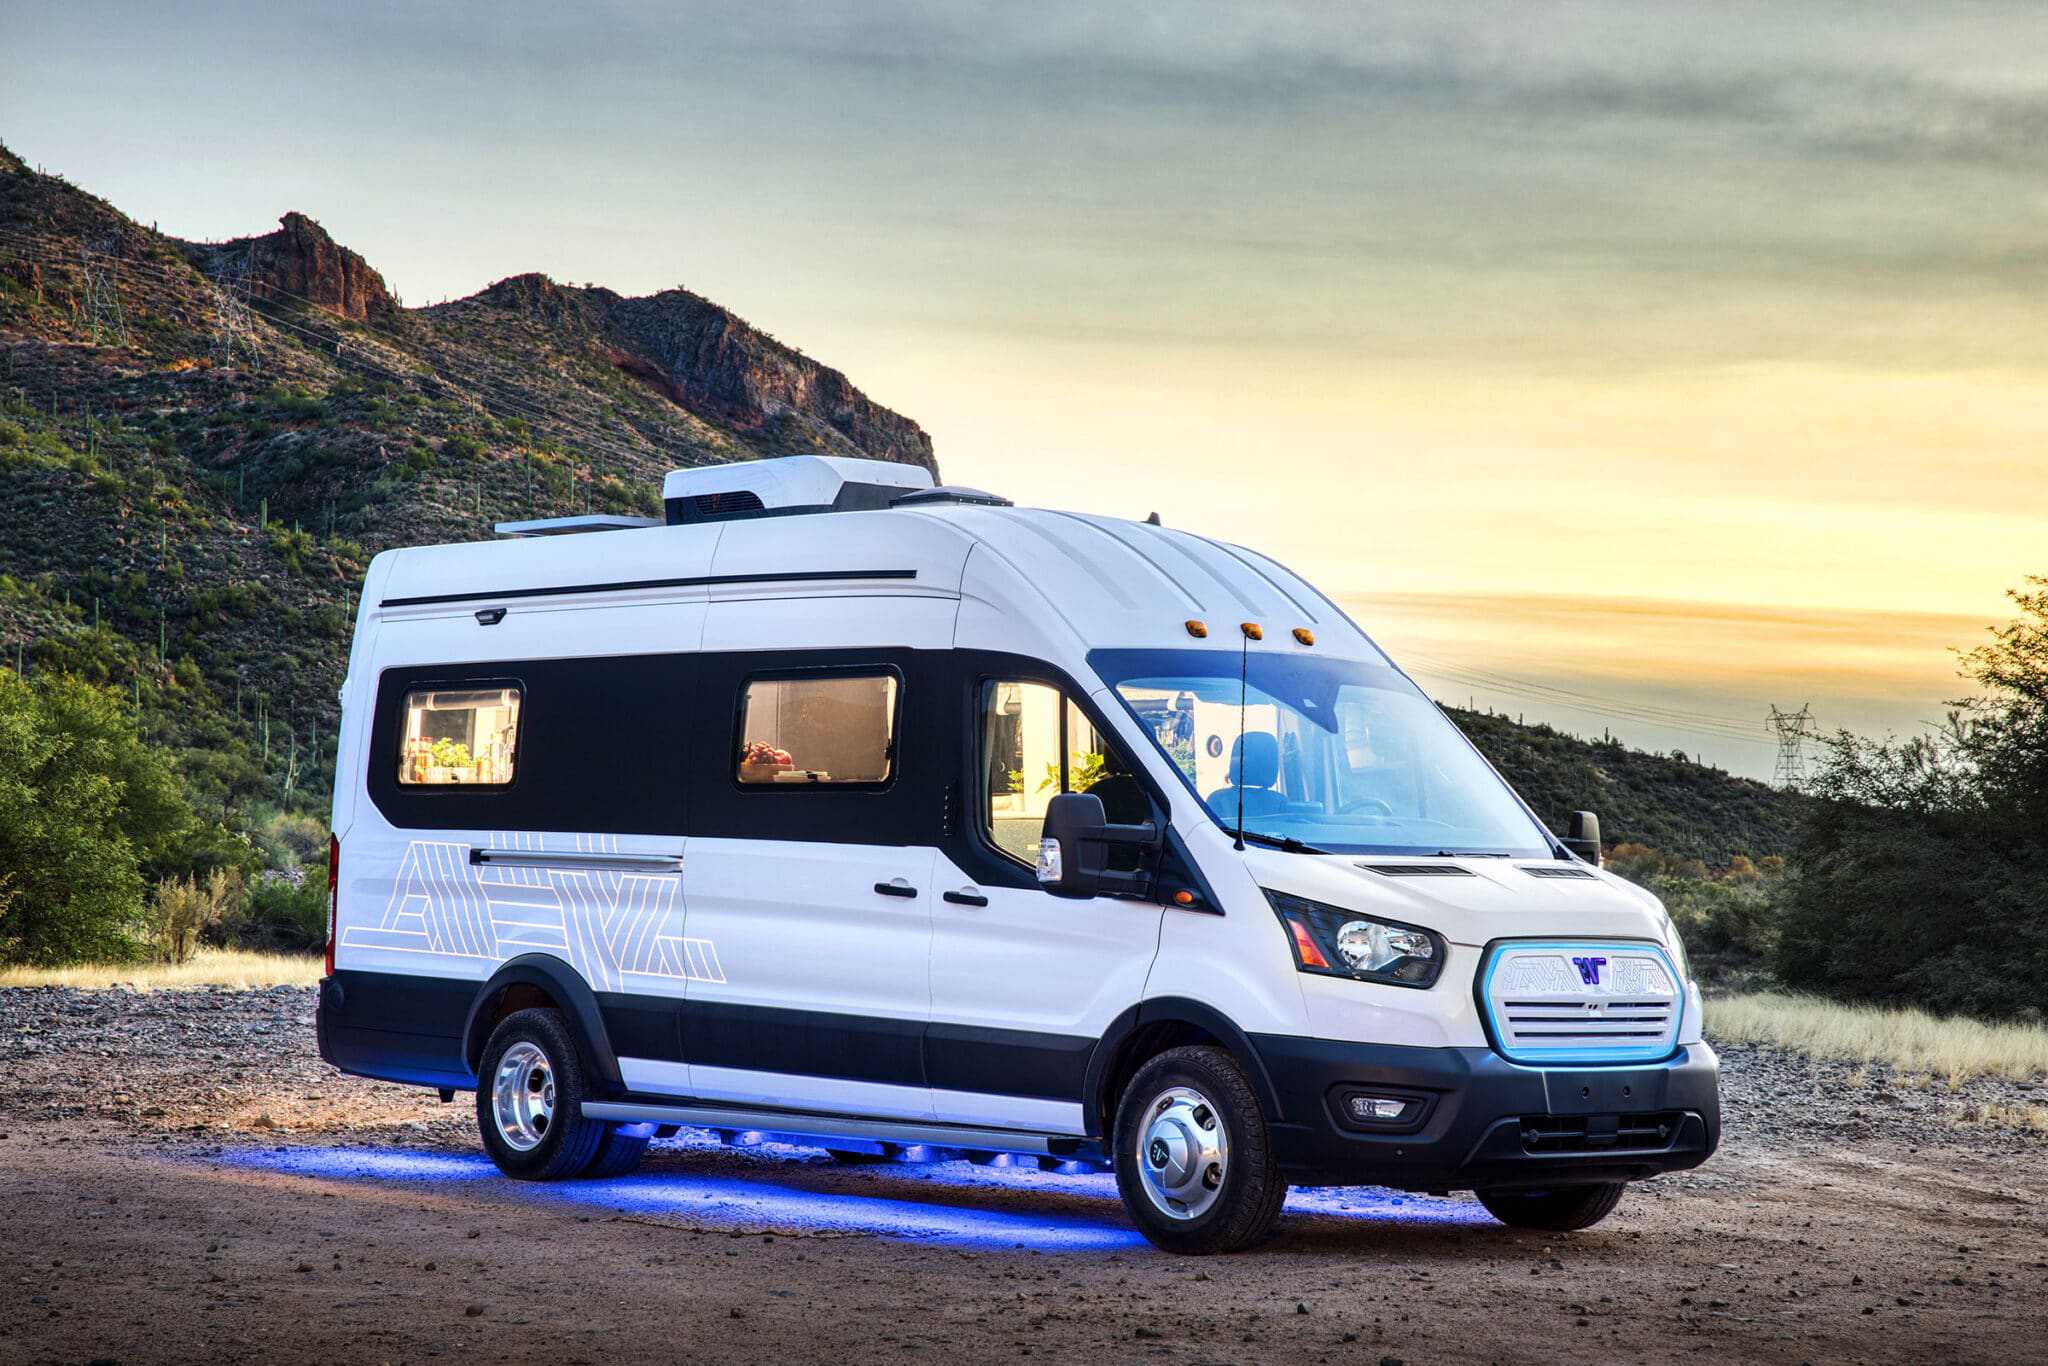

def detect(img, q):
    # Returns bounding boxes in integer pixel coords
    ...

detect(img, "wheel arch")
[1084,996,1282,1140]
[463,954,622,1094]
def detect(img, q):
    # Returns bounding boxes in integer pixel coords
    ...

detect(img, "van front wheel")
[1113,1045,1286,1254]
[1475,1182,1625,1231]
[476,1008,607,1180]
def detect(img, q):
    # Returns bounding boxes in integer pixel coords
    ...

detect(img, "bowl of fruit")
[739,740,795,783]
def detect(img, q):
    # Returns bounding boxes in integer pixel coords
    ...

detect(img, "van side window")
[980,680,1148,864]
[397,686,521,786]
[736,671,899,786]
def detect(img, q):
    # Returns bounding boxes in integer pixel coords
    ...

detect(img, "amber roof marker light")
[1292,627,1315,646]
[1240,622,1263,641]
[1185,619,1209,638]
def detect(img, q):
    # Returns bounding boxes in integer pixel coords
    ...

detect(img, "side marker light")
[1185,619,1208,638]
[1240,622,1263,640]
[1292,627,1314,646]
[1287,917,1329,969]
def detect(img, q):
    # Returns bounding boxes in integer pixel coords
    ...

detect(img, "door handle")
[874,880,919,899]
[942,889,989,907]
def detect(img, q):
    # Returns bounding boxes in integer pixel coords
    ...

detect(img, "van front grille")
[1481,942,1682,1065]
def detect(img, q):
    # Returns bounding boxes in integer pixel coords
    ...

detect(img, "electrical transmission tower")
[206,255,258,370]
[78,236,129,348]
[1767,704,1819,788]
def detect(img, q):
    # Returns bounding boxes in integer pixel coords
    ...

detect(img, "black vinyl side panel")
[366,654,693,835]
[925,1022,1095,1102]
[688,1001,928,1088]
[597,994,685,1064]
[321,968,1098,1104]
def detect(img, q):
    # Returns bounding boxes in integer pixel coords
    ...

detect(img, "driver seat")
[1206,733,1289,821]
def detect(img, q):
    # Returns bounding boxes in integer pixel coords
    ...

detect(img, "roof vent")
[892,486,1013,509]
[662,455,934,526]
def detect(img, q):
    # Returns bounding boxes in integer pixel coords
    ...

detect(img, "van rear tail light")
[324,833,339,977]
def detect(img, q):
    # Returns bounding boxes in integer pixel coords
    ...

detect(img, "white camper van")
[317,454,1717,1253]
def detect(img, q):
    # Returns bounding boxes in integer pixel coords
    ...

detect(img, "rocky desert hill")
[0,140,1798,862]
[0,138,931,819]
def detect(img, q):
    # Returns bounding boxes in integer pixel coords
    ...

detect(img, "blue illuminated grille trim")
[1477,939,1684,1067]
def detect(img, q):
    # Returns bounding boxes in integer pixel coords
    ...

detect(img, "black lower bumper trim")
[1248,1034,1720,1190]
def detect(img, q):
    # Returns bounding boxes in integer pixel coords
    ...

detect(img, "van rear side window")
[737,671,898,786]
[398,686,521,786]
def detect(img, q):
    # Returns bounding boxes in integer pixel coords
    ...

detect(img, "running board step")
[581,1100,1099,1161]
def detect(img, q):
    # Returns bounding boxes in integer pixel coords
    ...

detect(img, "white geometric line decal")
[340,838,723,992]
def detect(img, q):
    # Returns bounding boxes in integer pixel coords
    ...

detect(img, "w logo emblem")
[1571,955,1608,986]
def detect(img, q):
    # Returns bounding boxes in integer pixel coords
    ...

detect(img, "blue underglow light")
[210,1130,1494,1250]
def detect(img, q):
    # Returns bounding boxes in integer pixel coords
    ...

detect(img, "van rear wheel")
[476,1008,607,1180]
[1475,1182,1625,1231]
[1113,1045,1286,1254]
[582,1126,650,1179]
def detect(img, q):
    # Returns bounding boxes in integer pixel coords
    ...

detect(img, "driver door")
[926,678,1165,1135]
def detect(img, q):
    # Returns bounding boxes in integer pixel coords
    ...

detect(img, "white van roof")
[366,491,1387,668]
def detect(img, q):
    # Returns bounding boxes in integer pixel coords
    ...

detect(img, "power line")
[1398,649,1776,746]
[1767,704,1821,788]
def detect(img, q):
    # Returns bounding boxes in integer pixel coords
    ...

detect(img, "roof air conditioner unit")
[662,455,934,526]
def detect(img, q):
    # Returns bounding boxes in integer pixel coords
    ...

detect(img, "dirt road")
[1,985,2042,1364]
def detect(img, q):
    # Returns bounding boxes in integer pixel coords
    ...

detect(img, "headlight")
[1264,889,1444,989]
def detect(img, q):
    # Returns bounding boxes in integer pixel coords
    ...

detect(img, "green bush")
[1608,843,1787,978]
[1775,578,2048,1021]
[0,672,197,964]
[230,869,328,954]
[146,867,243,964]
[442,433,485,462]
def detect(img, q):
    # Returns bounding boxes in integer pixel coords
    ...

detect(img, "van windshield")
[1092,648,1555,859]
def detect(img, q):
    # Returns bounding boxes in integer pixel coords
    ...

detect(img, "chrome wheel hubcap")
[1136,1085,1229,1221]
[492,1041,556,1151]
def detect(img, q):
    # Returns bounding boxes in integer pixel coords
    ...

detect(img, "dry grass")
[0,949,323,992]
[1708,992,2048,1086]
[1953,1101,2048,1134]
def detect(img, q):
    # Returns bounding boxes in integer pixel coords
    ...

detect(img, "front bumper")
[1248,1034,1719,1190]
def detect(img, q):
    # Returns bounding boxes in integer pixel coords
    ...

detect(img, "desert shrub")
[229,868,328,954]
[248,806,326,871]
[268,525,316,574]
[0,672,196,964]
[1776,578,2048,1021]
[442,433,485,462]
[1608,843,1788,977]
[146,867,243,964]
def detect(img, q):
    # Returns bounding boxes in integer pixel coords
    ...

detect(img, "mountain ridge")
[0,140,1800,865]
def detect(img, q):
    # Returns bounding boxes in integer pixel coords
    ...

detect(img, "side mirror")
[1562,810,1602,866]
[1038,792,1159,899]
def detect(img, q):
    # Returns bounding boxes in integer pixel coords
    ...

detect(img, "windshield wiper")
[1226,828,1330,855]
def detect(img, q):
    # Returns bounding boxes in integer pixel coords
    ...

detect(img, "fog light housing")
[1347,1095,1411,1123]
[1331,1086,1432,1132]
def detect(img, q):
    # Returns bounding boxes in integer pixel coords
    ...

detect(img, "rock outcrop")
[473,274,935,473]
[184,213,399,322]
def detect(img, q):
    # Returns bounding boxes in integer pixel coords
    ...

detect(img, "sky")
[6,1,2044,780]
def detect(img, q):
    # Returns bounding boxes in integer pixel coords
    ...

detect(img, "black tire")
[1113,1044,1286,1254]
[583,1126,650,1179]
[1475,1182,1626,1231]
[475,1008,607,1180]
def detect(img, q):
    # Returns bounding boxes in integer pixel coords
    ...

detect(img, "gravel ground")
[0,985,2043,1364]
